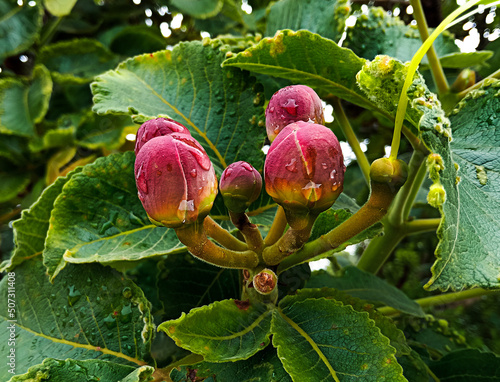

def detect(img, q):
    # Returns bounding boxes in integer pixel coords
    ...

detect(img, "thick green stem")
[331,97,370,185]
[378,288,498,316]
[40,17,63,46]
[278,180,401,274]
[203,216,248,251]
[229,211,264,255]
[263,214,317,266]
[404,218,440,235]
[175,222,259,269]
[410,0,449,95]
[264,206,287,246]
[457,68,500,100]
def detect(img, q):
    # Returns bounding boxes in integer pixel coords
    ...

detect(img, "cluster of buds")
[133,84,407,301]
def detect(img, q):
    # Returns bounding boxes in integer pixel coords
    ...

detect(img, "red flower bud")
[265,85,324,142]
[135,133,217,228]
[135,118,190,155]
[220,161,262,213]
[264,121,344,226]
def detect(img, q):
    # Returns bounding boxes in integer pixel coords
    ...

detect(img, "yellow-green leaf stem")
[331,97,370,185]
[228,211,264,255]
[263,206,287,246]
[203,216,248,251]
[175,222,259,269]
[410,0,449,95]
[390,0,482,161]
[378,288,498,317]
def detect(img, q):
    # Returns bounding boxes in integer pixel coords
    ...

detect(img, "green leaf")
[425,80,500,290]
[108,26,166,57]
[1,168,82,272]
[92,40,266,171]
[43,0,78,16]
[429,349,500,381]
[290,288,411,357]
[75,112,135,150]
[0,1,43,61]
[306,266,425,317]
[157,253,240,320]
[158,299,273,362]
[0,65,53,137]
[0,134,29,165]
[0,172,30,203]
[42,152,185,281]
[265,0,350,42]
[439,51,494,69]
[40,39,120,84]
[0,259,153,380]
[272,296,407,381]
[397,350,430,382]
[7,358,153,382]
[170,0,223,19]
[223,30,396,120]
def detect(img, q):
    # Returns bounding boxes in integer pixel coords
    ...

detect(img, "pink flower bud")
[264,121,344,224]
[135,133,217,228]
[265,85,324,143]
[220,161,262,213]
[135,118,191,155]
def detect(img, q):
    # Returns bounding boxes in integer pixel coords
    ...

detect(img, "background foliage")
[1,0,500,381]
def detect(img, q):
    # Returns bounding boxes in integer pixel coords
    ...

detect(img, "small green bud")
[370,158,408,188]
[220,161,262,213]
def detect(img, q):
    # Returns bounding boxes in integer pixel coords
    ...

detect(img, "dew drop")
[138,192,144,202]
[273,127,280,134]
[190,169,197,178]
[269,107,275,113]
[283,98,298,116]
[120,304,133,323]
[135,163,148,194]
[166,163,173,172]
[330,169,337,179]
[321,162,328,169]
[178,199,195,211]
[285,158,298,173]
[129,211,144,226]
[67,285,82,307]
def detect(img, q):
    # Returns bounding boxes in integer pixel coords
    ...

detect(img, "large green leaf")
[223,30,396,119]
[158,299,273,362]
[0,259,153,380]
[272,295,406,381]
[344,6,491,68]
[108,26,166,57]
[429,349,500,381]
[0,1,43,61]
[306,266,425,317]
[290,288,411,357]
[42,152,185,281]
[265,0,350,42]
[7,358,153,382]
[91,40,267,171]
[1,169,82,272]
[157,253,240,320]
[424,80,500,290]
[0,65,53,137]
[40,39,120,84]
[170,0,223,19]
[75,112,135,150]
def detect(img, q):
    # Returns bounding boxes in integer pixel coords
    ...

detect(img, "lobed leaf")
[272,295,407,381]
[0,259,153,380]
[7,358,154,382]
[425,80,500,290]
[158,299,273,362]
[0,1,43,61]
[91,40,267,171]
[265,0,350,42]
[42,152,185,280]
[1,168,82,272]
[306,266,425,317]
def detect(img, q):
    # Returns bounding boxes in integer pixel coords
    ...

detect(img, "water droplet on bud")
[330,169,337,179]
[167,164,173,172]
[190,169,197,178]
[285,158,298,173]
[321,162,328,169]
[283,98,298,116]
[269,107,275,113]
[136,163,148,193]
